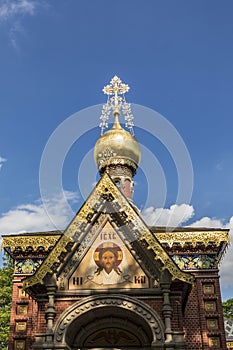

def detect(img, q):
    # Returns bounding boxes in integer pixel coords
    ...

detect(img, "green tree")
[0,254,13,349]
[222,298,233,320]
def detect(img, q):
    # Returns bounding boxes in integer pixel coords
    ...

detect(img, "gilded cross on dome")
[100,76,134,135]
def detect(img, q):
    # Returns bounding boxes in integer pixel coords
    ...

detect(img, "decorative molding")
[2,235,59,252]
[54,294,164,345]
[98,157,137,174]
[24,235,73,289]
[140,233,194,285]
[155,231,229,248]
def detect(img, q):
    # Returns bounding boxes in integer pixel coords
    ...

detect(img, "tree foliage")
[0,254,13,349]
[222,298,233,320]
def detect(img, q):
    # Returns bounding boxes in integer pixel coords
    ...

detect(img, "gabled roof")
[24,172,194,290]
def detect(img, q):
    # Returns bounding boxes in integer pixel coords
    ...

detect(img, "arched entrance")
[53,294,165,349]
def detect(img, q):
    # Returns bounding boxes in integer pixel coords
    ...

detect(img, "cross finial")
[99,76,134,135]
[103,75,129,107]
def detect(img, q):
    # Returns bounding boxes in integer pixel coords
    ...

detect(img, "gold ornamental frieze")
[155,230,229,248]
[140,233,194,285]
[2,235,60,252]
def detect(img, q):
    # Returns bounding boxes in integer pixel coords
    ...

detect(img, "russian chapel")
[2,77,230,350]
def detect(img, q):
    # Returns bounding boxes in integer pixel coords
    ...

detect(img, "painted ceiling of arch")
[24,172,193,290]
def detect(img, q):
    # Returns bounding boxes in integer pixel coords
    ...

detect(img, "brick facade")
[184,273,227,349]
[4,228,228,350]
[8,277,38,350]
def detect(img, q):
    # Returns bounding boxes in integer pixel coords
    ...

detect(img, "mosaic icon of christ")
[86,243,132,285]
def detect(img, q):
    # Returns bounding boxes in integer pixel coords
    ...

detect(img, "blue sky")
[0,0,233,300]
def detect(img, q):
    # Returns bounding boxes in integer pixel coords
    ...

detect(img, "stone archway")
[53,294,165,349]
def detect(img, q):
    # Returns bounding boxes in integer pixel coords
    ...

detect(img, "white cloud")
[189,216,223,228]
[142,203,194,227]
[0,0,37,21]
[9,20,23,49]
[0,191,78,235]
[0,156,7,170]
[0,0,47,48]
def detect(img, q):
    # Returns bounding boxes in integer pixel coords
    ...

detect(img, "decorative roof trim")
[155,231,229,248]
[2,234,60,252]
[140,233,194,285]
[24,235,73,288]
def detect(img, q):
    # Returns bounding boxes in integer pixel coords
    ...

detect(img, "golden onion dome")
[94,112,141,175]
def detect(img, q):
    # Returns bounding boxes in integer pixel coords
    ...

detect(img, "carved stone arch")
[53,294,165,349]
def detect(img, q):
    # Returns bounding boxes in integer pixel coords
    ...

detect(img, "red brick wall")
[143,295,185,333]
[8,277,38,350]
[184,271,227,350]
[184,280,204,349]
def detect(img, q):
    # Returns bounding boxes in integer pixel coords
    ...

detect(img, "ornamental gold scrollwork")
[140,233,194,285]
[2,235,60,252]
[155,231,229,248]
[96,175,119,198]
[100,158,137,173]
[75,203,95,223]
[24,235,73,289]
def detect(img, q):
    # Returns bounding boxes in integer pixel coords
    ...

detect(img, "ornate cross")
[100,76,134,135]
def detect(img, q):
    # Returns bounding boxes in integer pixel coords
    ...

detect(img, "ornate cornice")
[2,228,228,253]
[155,230,229,248]
[2,234,60,252]
[140,233,194,285]
[23,235,73,289]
